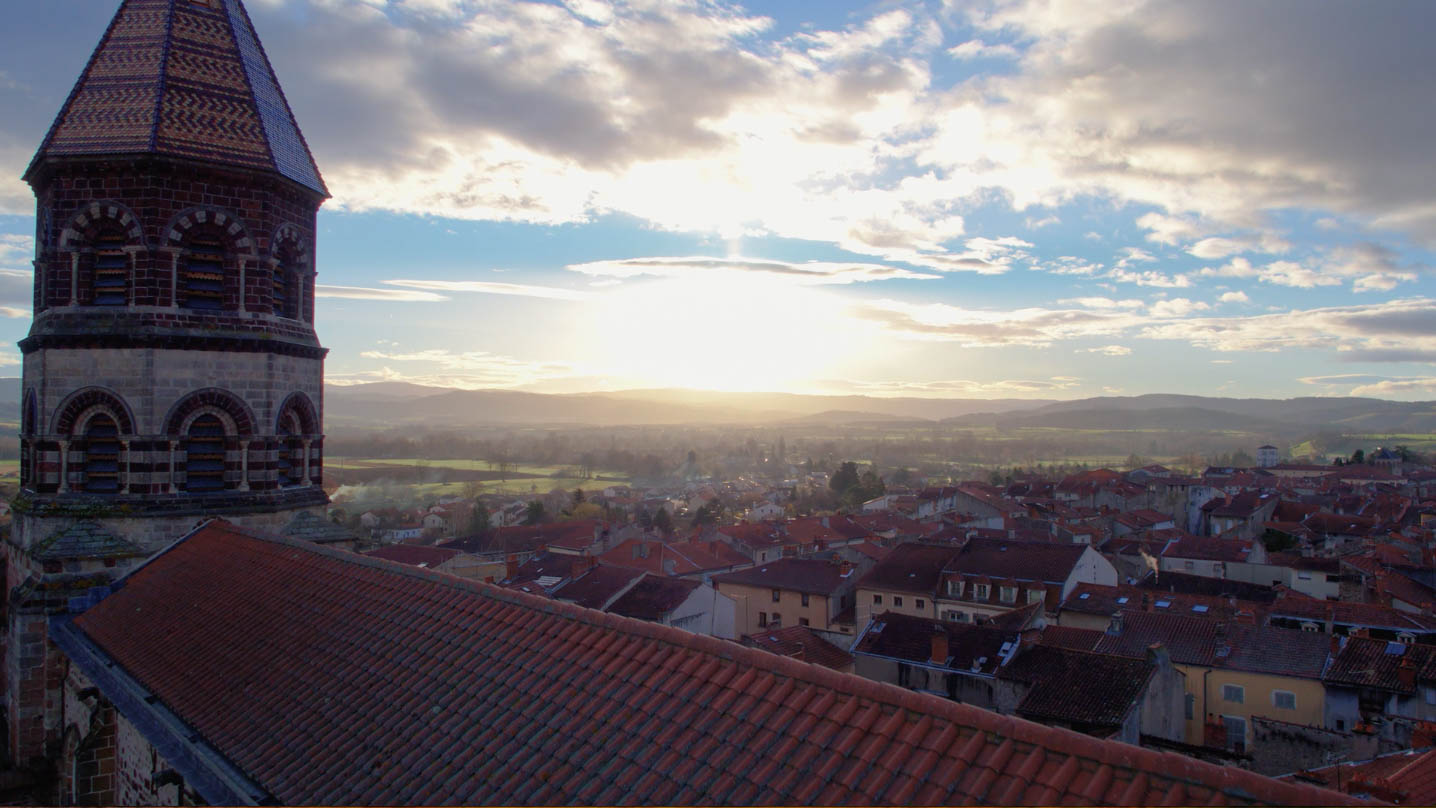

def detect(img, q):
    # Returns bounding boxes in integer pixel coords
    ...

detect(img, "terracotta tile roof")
[1222,625,1331,679]
[551,564,646,610]
[1324,636,1436,693]
[444,520,604,555]
[999,645,1154,731]
[853,612,1018,676]
[361,544,461,568]
[1137,570,1280,602]
[1284,747,1436,804]
[61,520,1360,806]
[605,576,701,621]
[947,537,1088,584]
[856,542,964,595]
[712,558,855,595]
[1161,535,1256,563]
[1094,611,1224,667]
[1268,597,1436,633]
[1038,625,1105,651]
[741,626,853,672]
[27,0,326,195]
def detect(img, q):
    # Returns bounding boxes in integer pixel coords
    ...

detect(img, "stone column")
[69,253,79,306]
[301,438,312,486]
[120,439,130,494]
[58,439,70,493]
[168,440,179,493]
[238,439,250,491]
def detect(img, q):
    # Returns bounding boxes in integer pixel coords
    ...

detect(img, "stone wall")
[1249,716,1379,777]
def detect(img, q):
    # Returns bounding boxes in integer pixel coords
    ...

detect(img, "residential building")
[937,537,1118,624]
[712,557,860,637]
[854,542,965,626]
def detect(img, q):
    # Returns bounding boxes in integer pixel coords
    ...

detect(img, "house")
[1323,636,1436,746]
[1203,491,1279,539]
[1159,534,1270,581]
[597,537,752,579]
[854,542,966,627]
[361,544,500,581]
[1282,746,1436,804]
[740,626,854,673]
[551,564,648,611]
[605,575,736,639]
[744,502,785,521]
[1093,611,1332,752]
[45,520,1360,806]
[851,611,1021,709]
[996,643,1185,745]
[936,537,1118,624]
[712,558,861,638]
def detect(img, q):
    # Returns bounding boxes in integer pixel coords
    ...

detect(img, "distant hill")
[944,394,1436,435]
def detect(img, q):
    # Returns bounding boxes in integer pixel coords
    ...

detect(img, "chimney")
[1145,642,1170,669]
[1107,611,1124,635]
[662,558,676,576]
[505,552,519,581]
[930,629,950,666]
[1330,633,1342,655]
[1215,622,1228,641]
[838,560,853,578]
[1141,592,1152,612]
[1398,656,1418,690]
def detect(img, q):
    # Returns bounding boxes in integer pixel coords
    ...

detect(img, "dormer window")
[1000,586,1016,604]
[974,584,990,600]
[948,579,964,597]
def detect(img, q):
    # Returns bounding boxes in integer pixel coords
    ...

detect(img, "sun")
[571,271,875,393]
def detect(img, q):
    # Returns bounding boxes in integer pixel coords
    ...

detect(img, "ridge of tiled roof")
[27,0,326,195]
[947,536,1088,584]
[62,520,1361,806]
[361,543,461,568]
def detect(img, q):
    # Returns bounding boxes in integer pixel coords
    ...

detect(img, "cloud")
[1198,243,1423,291]
[315,284,448,302]
[1079,344,1132,356]
[0,306,28,318]
[1105,268,1192,288]
[0,234,33,267]
[1299,374,1436,397]
[958,1,1436,242]
[1218,291,1250,304]
[1057,297,1144,310]
[852,299,1137,347]
[1147,298,1209,318]
[1139,297,1436,354]
[947,39,1020,60]
[382,279,589,300]
[355,349,579,388]
[844,376,1081,396]
[564,255,938,285]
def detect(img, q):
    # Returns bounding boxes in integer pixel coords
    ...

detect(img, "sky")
[3,0,1436,400]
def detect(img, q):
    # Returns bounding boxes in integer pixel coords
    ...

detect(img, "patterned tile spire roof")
[55,520,1363,806]
[25,0,327,196]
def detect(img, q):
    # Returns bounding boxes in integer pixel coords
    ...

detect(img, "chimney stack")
[838,560,853,578]
[1107,611,1124,635]
[930,629,950,666]
[505,552,519,581]
[1398,655,1418,690]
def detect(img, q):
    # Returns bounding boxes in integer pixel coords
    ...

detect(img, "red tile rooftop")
[64,520,1362,806]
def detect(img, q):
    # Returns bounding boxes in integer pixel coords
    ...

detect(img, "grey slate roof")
[281,510,358,545]
[32,521,145,561]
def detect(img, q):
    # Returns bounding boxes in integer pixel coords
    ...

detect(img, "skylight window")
[1116,597,1129,604]
[1192,605,1209,613]
[1079,593,1090,599]
[1155,600,1171,608]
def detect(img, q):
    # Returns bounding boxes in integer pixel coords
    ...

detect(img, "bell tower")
[7,0,330,764]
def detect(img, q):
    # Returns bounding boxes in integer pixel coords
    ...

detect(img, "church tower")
[7,0,330,764]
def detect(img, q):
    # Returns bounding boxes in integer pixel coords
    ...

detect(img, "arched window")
[180,230,226,310]
[80,414,121,493]
[276,410,305,487]
[272,244,299,319]
[90,226,129,306]
[185,414,228,491]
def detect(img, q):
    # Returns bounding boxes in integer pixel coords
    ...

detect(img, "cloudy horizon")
[2,0,1435,399]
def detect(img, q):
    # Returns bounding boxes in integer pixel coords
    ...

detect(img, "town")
[1,0,1431,805]
[332,441,1436,802]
